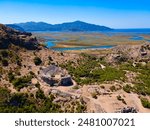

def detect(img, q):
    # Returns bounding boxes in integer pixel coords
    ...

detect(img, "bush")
[0,50,8,57]
[36,89,46,99]
[8,72,15,82]
[9,93,28,107]
[141,98,150,108]
[34,57,42,66]
[110,86,116,92]
[123,84,132,93]
[72,86,80,90]
[100,86,105,89]
[117,95,122,101]
[48,56,53,61]
[0,87,10,104]
[29,71,35,76]
[1,59,8,66]
[16,59,22,66]
[117,95,126,104]
[35,82,40,88]
[76,102,86,113]
[91,92,98,99]
[12,75,32,90]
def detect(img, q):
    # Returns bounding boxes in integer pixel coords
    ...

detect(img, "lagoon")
[46,41,56,48]
[46,41,114,51]
[52,45,114,51]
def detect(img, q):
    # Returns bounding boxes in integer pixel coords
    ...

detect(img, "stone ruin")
[40,65,73,87]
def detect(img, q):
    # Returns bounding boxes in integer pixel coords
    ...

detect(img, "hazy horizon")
[0,0,150,29]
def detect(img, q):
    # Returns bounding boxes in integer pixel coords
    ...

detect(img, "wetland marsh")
[34,29,150,51]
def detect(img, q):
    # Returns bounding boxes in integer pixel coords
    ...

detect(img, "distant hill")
[6,24,25,32]
[14,22,53,32]
[53,21,113,31]
[11,21,113,32]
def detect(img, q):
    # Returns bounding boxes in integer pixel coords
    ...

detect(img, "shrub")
[9,93,28,107]
[122,99,127,105]
[8,72,15,82]
[117,95,126,104]
[36,89,46,99]
[110,86,116,92]
[123,84,132,93]
[72,86,80,90]
[0,87,10,104]
[91,92,98,99]
[141,98,150,108]
[34,57,42,66]
[48,56,53,61]
[0,50,8,57]
[76,102,86,113]
[12,75,32,90]
[1,59,9,66]
[16,59,22,66]
[35,82,40,88]
[100,86,105,89]
[117,95,122,101]
[29,71,35,76]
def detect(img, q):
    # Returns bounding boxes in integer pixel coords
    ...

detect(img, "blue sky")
[0,0,150,28]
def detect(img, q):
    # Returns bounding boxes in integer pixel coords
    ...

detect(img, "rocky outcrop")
[106,43,150,63]
[0,24,38,50]
[118,107,138,113]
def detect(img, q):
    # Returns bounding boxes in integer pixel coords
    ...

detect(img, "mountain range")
[6,21,113,32]
[6,24,25,32]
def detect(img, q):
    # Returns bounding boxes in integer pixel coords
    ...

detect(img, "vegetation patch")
[34,57,42,66]
[61,53,125,85]
[110,86,117,92]
[140,98,150,109]
[123,84,132,93]
[91,92,98,99]
[12,75,32,90]
[120,62,150,95]
[0,87,61,113]
[8,72,33,91]
[72,86,80,90]
[117,95,127,105]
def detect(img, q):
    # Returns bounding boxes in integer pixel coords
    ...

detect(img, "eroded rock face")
[0,24,38,50]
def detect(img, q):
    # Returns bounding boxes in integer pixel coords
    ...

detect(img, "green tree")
[34,57,42,65]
